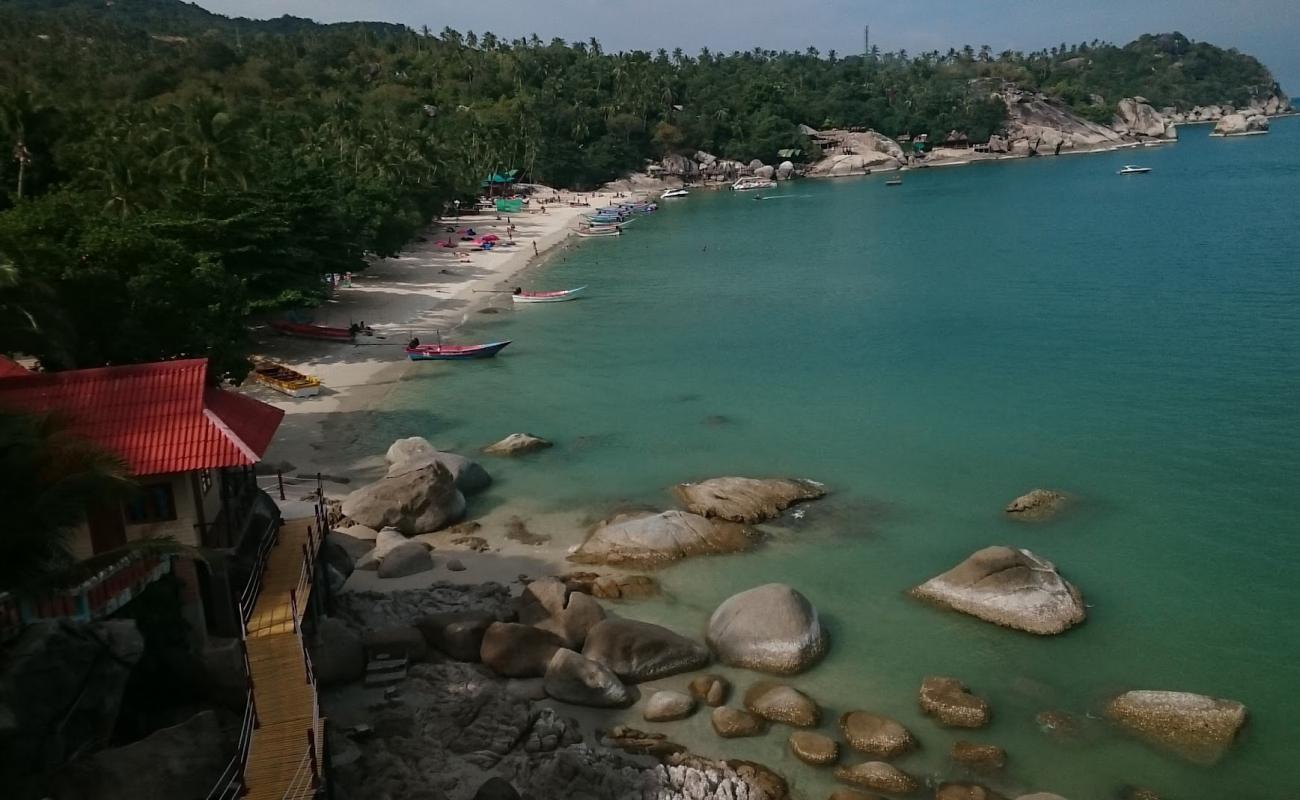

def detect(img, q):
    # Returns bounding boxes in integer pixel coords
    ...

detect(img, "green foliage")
[0,410,135,592]
[0,3,1284,375]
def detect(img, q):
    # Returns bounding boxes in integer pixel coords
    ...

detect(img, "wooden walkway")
[242,517,325,800]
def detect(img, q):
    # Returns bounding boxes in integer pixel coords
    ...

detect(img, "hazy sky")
[198,0,1299,92]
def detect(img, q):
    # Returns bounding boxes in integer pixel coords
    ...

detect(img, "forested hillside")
[0,0,1286,377]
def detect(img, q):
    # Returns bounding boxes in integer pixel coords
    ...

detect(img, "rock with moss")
[743,682,820,727]
[910,547,1085,634]
[674,476,827,523]
[840,711,917,759]
[789,731,838,766]
[1105,690,1247,764]
[919,676,991,727]
[833,761,920,795]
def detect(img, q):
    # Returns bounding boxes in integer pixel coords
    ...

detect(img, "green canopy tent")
[481,169,520,196]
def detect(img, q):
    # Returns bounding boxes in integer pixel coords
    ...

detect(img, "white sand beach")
[243,190,623,483]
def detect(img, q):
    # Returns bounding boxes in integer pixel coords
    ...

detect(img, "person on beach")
[513,287,522,295]
[532,242,539,256]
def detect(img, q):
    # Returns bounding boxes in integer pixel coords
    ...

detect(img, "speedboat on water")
[661,188,690,199]
[731,176,776,191]
[1117,165,1152,175]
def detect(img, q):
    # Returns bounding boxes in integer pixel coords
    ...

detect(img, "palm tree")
[0,411,136,592]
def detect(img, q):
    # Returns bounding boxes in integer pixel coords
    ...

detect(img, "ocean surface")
[375,119,1300,798]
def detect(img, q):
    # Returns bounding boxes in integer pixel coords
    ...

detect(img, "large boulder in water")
[909,547,1085,635]
[673,476,827,523]
[711,706,767,738]
[789,730,838,765]
[542,648,634,708]
[1105,690,1247,763]
[385,436,492,495]
[1213,113,1269,136]
[1113,98,1172,138]
[920,676,992,728]
[840,711,917,758]
[570,510,758,566]
[743,681,820,727]
[483,432,552,456]
[341,462,465,534]
[707,583,828,674]
[581,618,710,682]
[516,578,606,649]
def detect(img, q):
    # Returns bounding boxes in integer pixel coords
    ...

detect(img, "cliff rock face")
[1000,87,1129,153]
[1113,98,1177,139]
[805,128,905,176]
[1213,113,1270,136]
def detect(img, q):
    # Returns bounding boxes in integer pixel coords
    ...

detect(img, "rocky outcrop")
[776,161,795,180]
[0,620,144,787]
[1004,489,1069,521]
[754,165,776,180]
[951,741,1007,771]
[806,128,905,176]
[920,676,991,728]
[517,578,606,649]
[711,706,767,738]
[910,547,1086,635]
[559,571,660,600]
[834,761,920,794]
[839,711,917,759]
[543,648,634,708]
[673,476,826,523]
[706,583,828,674]
[1113,98,1177,139]
[354,526,407,570]
[689,673,730,706]
[789,730,838,765]
[570,510,758,566]
[342,461,465,534]
[581,618,710,682]
[364,624,429,661]
[309,617,365,686]
[936,783,1008,800]
[1213,113,1270,136]
[54,710,229,800]
[1105,690,1247,763]
[385,436,492,495]
[484,433,553,455]
[480,623,565,678]
[644,690,697,722]
[743,682,820,727]
[377,540,434,578]
[1000,87,1128,154]
[416,610,497,661]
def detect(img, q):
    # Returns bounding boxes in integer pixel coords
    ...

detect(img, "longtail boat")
[512,286,586,304]
[405,340,512,361]
[270,320,355,341]
[575,228,621,238]
[251,360,321,397]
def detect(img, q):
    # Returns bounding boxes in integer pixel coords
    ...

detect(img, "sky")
[197,0,1300,92]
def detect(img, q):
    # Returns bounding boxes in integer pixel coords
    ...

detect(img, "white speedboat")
[1117,165,1152,175]
[660,188,690,199]
[731,176,776,191]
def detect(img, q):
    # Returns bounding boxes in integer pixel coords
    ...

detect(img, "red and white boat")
[512,286,586,304]
[269,320,356,342]
[405,340,512,361]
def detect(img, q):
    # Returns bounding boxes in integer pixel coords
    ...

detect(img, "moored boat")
[512,286,586,304]
[661,188,690,199]
[269,320,357,341]
[251,360,321,397]
[575,228,621,238]
[885,178,903,186]
[405,340,512,361]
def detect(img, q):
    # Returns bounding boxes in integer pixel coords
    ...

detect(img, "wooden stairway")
[241,516,326,800]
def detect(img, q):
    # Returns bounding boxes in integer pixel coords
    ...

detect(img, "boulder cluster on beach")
[315,436,1249,800]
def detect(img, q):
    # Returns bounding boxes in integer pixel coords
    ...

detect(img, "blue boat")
[404,340,512,361]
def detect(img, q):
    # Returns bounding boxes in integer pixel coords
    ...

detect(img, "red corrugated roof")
[0,357,31,377]
[0,358,284,476]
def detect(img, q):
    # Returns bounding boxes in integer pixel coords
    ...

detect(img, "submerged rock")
[1004,489,1069,521]
[570,510,759,566]
[936,783,1008,800]
[673,476,827,523]
[542,648,634,708]
[711,706,767,738]
[707,583,828,674]
[743,682,820,727]
[341,462,466,534]
[909,546,1086,634]
[919,676,991,728]
[1105,690,1247,763]
[951,740,1007,771]
[839,711,917,759]
[483,432,553,455]
[833,761,920,794]
[789,730,838,765]
[644,690,697,722]
[581,618,710,682]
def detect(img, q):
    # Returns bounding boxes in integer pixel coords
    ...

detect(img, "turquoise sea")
[375,119,1300,798]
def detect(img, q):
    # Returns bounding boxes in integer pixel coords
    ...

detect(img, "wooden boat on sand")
[405,340,512,361]
[252,360,321,397]
[512,286,585,304]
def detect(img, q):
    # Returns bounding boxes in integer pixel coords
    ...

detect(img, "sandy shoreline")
[245,191,623,485]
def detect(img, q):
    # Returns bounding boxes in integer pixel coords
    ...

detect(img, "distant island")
[0,0,1292,377]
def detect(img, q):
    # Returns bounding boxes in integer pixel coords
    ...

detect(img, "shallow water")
[376,119,1300,798]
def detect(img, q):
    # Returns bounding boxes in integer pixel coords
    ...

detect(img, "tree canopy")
[0,1,1284,377]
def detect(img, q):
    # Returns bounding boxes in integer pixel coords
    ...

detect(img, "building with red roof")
[0,358,286,641]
